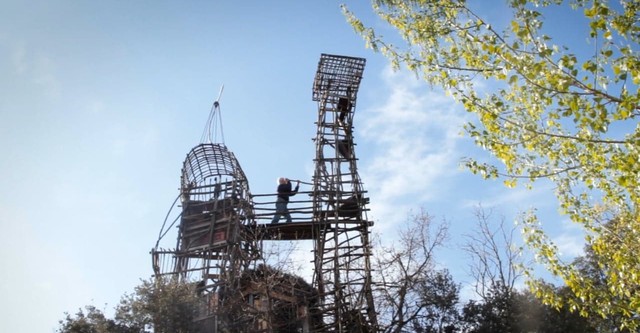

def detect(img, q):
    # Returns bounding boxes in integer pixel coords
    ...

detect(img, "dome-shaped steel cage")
[178,143,255,252]
[180,143,253,219]
[171,143,260,286]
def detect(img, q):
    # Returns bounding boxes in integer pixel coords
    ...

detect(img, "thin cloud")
[359,66,468,228]
[10,41,28,74]
[6,39,61,99]
[553,219,586,258]
[459,181,557,212]
[32,54,60,99]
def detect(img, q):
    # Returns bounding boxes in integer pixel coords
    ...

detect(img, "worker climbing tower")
[310,54,377,332]
[151,98,262,330]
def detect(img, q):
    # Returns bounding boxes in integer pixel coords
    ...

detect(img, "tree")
[57,277,200,333]
[371,208,452,333]
[461,285,597,333]
[115,277,200,333]
[452,206,596,332]
[344,0,640,328]
[411,269,461,333]
[522,284,599,333]
[459,207,522,333]
[58,305,140,333]
[461,282,516,333]
[462,207,523,301]
[557,226,636,332]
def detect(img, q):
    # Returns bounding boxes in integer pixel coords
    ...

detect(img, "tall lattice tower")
[310,54,377,332]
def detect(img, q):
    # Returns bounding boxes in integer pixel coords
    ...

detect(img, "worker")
[271,177,299,224]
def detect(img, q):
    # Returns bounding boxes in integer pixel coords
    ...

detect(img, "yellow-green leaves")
[346,0,640,329]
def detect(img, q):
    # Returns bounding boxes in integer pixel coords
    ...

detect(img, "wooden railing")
[250,190,316,224]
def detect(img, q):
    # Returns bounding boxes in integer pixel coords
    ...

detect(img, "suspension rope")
[155,193,182,249]
[200,85,225,144]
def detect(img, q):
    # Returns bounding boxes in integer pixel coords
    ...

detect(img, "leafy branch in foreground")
[345,0,640,329]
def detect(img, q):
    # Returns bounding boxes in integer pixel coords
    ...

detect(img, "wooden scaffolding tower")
[151,53,379,332]
[310,54,378,332]
[152,142,262,329]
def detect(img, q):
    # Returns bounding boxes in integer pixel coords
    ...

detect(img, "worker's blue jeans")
[271,199,291,223]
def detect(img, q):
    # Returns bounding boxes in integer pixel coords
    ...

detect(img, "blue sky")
[0,1,588,332]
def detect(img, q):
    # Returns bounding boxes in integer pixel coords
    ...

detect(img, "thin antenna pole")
[214,84,224,107]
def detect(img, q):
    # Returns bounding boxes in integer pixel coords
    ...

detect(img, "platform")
[251,219,373,241]
[257,222,317,240]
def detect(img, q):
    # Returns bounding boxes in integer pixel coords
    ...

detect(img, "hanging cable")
[200,85,225,144]
[201,104,216,143]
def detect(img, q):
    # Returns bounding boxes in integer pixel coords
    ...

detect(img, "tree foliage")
[344,0,640,328]
[411,269,461,333]
[115,277,200,333]
[555,227,636,332]
[58,305,140,333]
[461,283,597,333]
[57,277,200,333]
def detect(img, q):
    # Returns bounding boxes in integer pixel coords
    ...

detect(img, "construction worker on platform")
[271,177,299,224]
